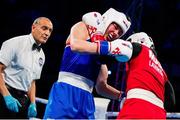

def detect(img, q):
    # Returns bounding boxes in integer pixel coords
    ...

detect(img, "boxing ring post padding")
[94,97,110,119]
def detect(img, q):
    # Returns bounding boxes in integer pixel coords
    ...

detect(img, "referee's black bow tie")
[32,43,41,52]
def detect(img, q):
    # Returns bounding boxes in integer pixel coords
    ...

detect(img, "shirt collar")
[29,33,41,46]
[29,34,41,52]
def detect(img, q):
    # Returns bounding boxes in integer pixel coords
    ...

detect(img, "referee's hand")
[28,103,37,118]
[3,95,22,112]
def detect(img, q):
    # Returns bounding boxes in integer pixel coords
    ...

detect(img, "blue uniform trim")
[100,41,109,55]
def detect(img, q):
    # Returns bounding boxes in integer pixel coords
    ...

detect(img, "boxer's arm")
[95,65,123,100]
[164,80,176,109]
[69,21,98,53]
[69,25,133,62]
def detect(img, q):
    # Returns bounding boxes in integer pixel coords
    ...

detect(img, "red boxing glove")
[90,32,105,42]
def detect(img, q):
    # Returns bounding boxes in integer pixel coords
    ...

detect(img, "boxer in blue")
[43,8,131,119]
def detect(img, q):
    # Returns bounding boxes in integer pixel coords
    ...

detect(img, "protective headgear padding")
[126,32,154,49]
[102,8,131,37]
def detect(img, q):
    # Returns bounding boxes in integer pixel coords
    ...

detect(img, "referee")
[0,17,53,118]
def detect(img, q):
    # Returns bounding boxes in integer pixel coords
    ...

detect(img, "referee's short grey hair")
[33,17,51,25]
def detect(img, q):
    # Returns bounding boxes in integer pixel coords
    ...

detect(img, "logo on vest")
[149,50,163,76]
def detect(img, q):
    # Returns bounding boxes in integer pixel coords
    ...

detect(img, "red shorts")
[117,98,166,119]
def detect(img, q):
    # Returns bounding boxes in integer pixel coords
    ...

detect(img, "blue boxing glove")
[3,95,22,112]
[28,103,37,118]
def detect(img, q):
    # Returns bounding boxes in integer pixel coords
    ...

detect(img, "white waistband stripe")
[57,72,94,93]
[127,88,164,109]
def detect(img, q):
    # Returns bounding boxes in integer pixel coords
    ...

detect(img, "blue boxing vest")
[60,45,101,83]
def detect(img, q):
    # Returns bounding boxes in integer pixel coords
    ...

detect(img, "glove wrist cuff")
[97,41,109,55]
[118,91,124,101]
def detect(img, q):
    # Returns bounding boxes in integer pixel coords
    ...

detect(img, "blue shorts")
[43,82,95,119]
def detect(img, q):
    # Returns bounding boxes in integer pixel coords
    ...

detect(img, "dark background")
[0,0,180,118]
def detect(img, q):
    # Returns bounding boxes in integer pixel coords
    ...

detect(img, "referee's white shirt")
[0,34,45,92]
